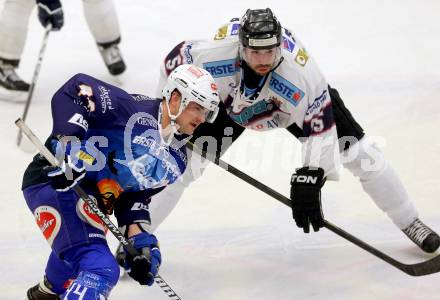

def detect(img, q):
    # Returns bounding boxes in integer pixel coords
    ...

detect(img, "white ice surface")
[1,0,440,299]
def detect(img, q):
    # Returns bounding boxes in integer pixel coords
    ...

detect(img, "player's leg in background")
[331,86,439,253]
[82,0,126,76]
[287,86,439,252]
[0,0,34,102]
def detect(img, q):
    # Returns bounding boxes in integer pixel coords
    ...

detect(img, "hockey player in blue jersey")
[22,64,220,299]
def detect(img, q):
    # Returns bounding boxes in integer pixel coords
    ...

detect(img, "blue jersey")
[21,73,189,259]
[23,73,188,207]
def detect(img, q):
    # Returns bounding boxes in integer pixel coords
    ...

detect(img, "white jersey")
[157,19,340,178]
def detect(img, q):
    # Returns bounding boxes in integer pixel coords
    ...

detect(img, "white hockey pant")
[150,136,418,232]
[342,136,418,229]
[0,0,120,60]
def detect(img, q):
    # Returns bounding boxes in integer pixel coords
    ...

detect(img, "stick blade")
[404,254,440,276]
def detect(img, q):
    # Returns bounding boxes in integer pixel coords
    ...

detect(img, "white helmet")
[162,64,220,123]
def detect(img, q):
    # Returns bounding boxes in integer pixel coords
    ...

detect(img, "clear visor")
[185,99,219,123]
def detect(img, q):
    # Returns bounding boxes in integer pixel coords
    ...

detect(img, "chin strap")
[159,102,181,145]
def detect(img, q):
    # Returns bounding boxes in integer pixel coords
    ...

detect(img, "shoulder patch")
[214,25,228,40]
[214,21,240,40]
[282,29,296,53]
[295,48,309,67]
[203,59,239,78]
[269,73,305,106]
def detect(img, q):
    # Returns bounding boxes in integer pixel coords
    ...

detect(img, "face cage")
[239,45,283,69]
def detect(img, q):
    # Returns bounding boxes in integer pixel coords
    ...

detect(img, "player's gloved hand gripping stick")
[186,141,440,277]
[15,118,182,300]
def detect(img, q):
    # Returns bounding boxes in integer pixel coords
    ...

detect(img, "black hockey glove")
[36,0,64,31]
[125,232,161,286]
[290,167,326,233]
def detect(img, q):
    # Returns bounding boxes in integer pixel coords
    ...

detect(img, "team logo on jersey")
[269,73,305,106]
[203,59,238,78]
[76,197,106,233]
[34,206,62,246]
[229,98,283,126]
[295,48,309,67]
[77,84,95,112]
[78,84,93,98]
[97,178,123,201]
[68,113,88,131]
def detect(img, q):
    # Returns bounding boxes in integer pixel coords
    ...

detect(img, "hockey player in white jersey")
[146,8,439,253]
[0,0,126,102]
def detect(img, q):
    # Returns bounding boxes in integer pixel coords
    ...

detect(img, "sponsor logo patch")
[295,48,309,67]
[98,86,114,113]
[131,202,149,211]
[75,150,95,166]
[183,43,193,64]
[137,115,158,127]
[131,94,150,102]
[269,73,305,106]
[231,23,240,35]
[76,197,106,232]
[34,206,61,246]
[306,90,328,116]
[214,25,228,40]
[68,113,88,131]
[283,36,295,53]
[203,59,238,78]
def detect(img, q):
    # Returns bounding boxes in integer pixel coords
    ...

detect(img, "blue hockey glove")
[36,0,64,31]
[125,232,161,286]
[44,141,96,192]
[290,167,326,233]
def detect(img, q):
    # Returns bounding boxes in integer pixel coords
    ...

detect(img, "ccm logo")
[291,175,318,184]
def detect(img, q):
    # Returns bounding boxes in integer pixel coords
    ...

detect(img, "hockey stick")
[16,24,52,147]
[15,118,182,299]
[186,142,440,276]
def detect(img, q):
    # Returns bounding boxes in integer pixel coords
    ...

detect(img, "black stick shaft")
[186,142,440,276]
